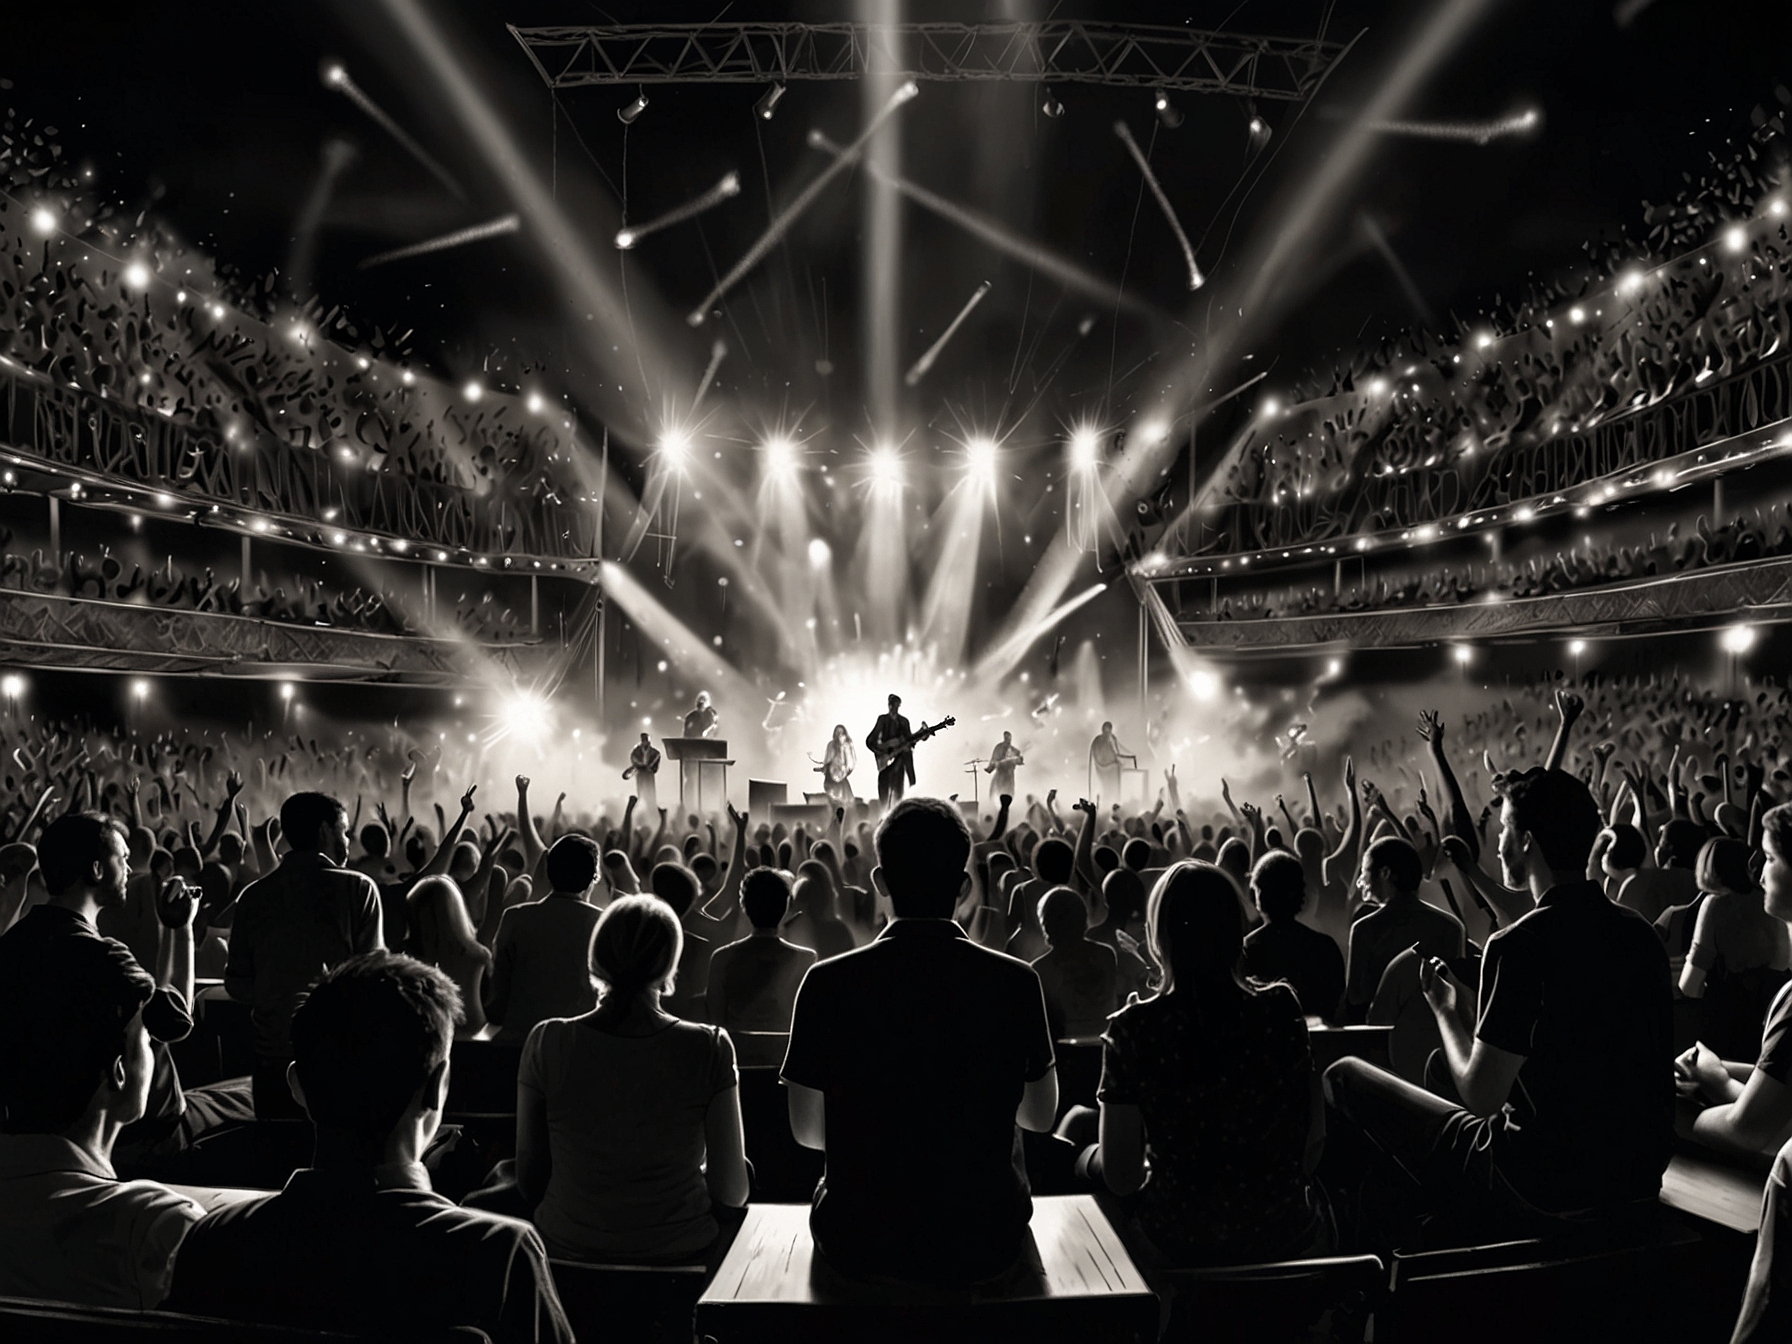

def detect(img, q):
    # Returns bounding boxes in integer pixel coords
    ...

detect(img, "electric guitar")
[872,716,957,773]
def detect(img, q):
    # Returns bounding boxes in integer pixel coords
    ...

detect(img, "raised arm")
[196,771,245,859]
[1322,756,1363,894]
[700,802,750,922]
[514,775,546,869]
[1303,770,1323,836]
[418,785,477,879]
[986,793,1013,844]
[1418,711,1480,863]
[1544,689,1583,772]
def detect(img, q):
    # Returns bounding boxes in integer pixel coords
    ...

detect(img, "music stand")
[663,737,732,813]
[964,758,986,809]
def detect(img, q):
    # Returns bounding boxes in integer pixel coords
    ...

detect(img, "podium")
[663,737,733,814]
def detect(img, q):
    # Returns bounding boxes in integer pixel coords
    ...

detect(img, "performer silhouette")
[622,732,661,814]
[867,695,915,809]
[1089,720,1136,803]
[683,691,718,739]
[815,724,856,812]
[986,731,1023,799]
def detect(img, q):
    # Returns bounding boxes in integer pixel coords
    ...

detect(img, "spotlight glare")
[762,437,798,477]
[808,537,831,568]
[658,430,692,470]
[1068,427,1101,472]
[123,261,151,289]
[614,229,637,250]
[526,392,544,414]
[1187,670,1219,700]
[1569,306,1586,324]
[0,675,22,697]
[498,691,550,743]
[754,83,787,121]
[1724,226,1747,253]
[867,446,903,489]
[1722,624,1757,655]
[130,679,150,700]
[463,381,483,402]
[1568,639,1587,657]
[30,207,56,237]
[279,682,294,701]
[1453,645,1473,665]
[965,436,999,484]
[1772,199,1788,219]
[322,63,346,87]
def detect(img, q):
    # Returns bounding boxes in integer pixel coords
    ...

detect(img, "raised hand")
[1415,710,1443,745]
[155,877,198,930]
[458,784,478,813]
[726,801,747,830]
[1554,688,1584,722]
[223,769,244,802]
[1073,797,1096,814]
[1592,741,1617,767]
[402,763,416,785]
[515,774,530,792]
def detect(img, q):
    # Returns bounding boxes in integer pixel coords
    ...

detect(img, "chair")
[165,1120,310,1190]
[736,1066,823,1203]
[1160,1254,1384,1344]
[446,1039,522,1116]
[0,1295,363,1342]
[550,1259,708,1344]
[695,1196,1157,1344]
[1378,1211,1707,1344]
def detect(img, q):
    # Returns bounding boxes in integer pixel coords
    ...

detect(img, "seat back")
[0,1295,363,1342]
[736,1065,822,1202]
[1161,1254,1383,1344]
[549,1260,707,1344]
[1380,1216,1705,1344]
[447,1040,522,1116]
[165,1120,310,1190]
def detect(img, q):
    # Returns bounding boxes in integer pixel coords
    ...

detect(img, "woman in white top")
[516,894,750,1263]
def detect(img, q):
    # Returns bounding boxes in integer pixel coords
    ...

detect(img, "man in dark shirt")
[1343,837,1464,1023]
[1244,850,1345,1022]
[781,796,1059,1286]
[1325,768,1674,1238]
[865,694,915,809]
[166,952,572,1344]
[227,792,384,1117]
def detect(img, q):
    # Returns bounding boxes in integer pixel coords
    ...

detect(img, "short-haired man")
[1342,836,1464,1023]
[1244,849,1346,1023]
[1325,769,1674,1240]
[486,833,602,1044]
[865,694,915,809]
[166,953,572,1342]
[227,792,384,1118]
[707,868,817,1063]
[0,893,205,1307]
[782,796,1059,1286]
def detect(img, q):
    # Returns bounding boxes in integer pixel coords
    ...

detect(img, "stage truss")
[509,21,1347,101]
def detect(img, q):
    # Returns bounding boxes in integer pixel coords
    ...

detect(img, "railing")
[0,364,600,562]
[1150,555,1792,652]
[1202,348,1792,558]
[0,589,557,685]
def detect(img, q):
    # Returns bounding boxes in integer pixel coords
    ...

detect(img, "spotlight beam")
[905,281,991,386]
[687,80,918,326]
[614,172,742,250]
[358,214,522,270]
[1339,107,1542,145]
[807,131,1162,320]
[323,62,466,201]
[1114,120,1204,291]
[693,340,728,408]
[972,583,1109,682]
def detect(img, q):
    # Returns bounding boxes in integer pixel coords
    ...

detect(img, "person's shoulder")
[407,1191,549,1255]
[1247,979,1306,1021]
[110,1176,208,1226]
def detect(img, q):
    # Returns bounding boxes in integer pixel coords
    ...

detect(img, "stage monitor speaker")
[748,779,787,827]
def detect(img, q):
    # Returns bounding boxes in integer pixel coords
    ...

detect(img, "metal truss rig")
[509,21,1346,101]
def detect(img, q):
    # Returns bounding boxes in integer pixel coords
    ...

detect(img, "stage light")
[808,538,831,568]
[131,680,150,701]
[1136,417,1169,445]
[1326,658,1342,677]
[1568,640,1586,657]
[1,675,22,698]
[1569,306,1586,324]
[754,83,787,120]
[1724,226,1747,253]
[618,91,649,125]
[1453,645,1473,665]
[1772,199,1788,219]
[498,690,549,742]
[657,429,692,471]
[1042,88,1065,118]
[462,381,483,402]
[1068,427,1101,472]
[1187,670,1219,700]
[867,446,903,489]
[1261,397,1281,418]
[614,229,637,250]
[1617,270,1644,296]
[526,392,544,413]
[1514,505,1535,522]
[1722,624,1757,655]
[965,436,999,486]
[123,261,150,289]
[30,207,56,237]
[1154,90,1184,129]
[279,682,294,701]
[762,437,797,478]
[322,62,346,88]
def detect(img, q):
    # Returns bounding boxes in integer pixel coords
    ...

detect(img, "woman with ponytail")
[1078,860,1328,1266]
[515,894,750,1263]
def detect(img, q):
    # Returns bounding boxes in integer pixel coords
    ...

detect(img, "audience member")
[165,952,573,1342]
[1325,769,1674,1242]
[0,887,203,1307]
[1244,850,1346,1023]
[1030,885,1119,1040]
[1680,836,1792,1060]
[782,796,1059,1286]
[1069,861,1328,1266]
[227,792,384,1117]
[407,876,494,1039]
[649,861,713,1022]
[516,895,748,1263]
[706,868,816,1062]
[1343,838,1465,1023]
[487,834,601,1044]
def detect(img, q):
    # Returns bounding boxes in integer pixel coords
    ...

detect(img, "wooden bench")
[1660,1149,1769,1236]
[695,1196,1157,1343]
[551,1258,709,1344]
[1161,1254,1383,1344]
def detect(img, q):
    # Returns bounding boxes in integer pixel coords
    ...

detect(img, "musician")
[622,732,662,814]
[815,725,856,812]
[683,691,718,740]
[866,695,915,809]
[1089,721,1136,803]
[985,732,1023,800]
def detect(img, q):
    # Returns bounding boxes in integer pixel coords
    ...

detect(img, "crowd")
[1202,501,1792,622]
[0,663,1787,1339]
[1197,103,1792,556]
[0,532,537,642]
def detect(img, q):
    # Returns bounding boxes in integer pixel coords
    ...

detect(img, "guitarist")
[867,694,916,809]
